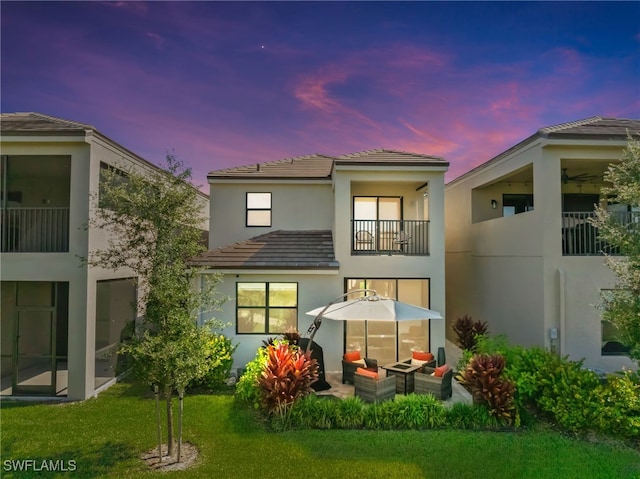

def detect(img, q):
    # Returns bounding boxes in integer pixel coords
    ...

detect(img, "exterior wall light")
[491,199,497,209]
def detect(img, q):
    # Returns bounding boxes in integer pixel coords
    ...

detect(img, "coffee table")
[382,362,422,394]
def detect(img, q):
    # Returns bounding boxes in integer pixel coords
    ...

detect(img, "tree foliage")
[592,135,640,363]
[88,154,227,460]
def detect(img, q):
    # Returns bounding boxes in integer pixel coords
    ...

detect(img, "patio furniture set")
[342,350,453,403]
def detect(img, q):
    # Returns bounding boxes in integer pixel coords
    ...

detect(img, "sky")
[2,1,639,188]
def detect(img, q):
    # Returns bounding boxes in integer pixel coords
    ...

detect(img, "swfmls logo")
[3,459,77,472]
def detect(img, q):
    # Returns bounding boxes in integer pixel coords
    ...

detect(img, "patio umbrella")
[305,295,443,322]
[303,289,443,353]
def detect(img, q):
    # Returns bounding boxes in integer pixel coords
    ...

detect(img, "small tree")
[88,154,226,461]
[592,135,640,363]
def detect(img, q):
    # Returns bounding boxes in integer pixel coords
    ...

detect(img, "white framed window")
[246,192,271,227]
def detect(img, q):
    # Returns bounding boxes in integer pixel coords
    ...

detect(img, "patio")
[316,340,473,406]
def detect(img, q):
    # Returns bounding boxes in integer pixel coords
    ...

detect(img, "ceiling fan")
[561,168,598,184]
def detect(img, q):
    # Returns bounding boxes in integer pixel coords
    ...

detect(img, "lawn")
[1,382,639,479]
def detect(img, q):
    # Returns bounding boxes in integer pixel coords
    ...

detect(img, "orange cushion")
[434,365,449,378]
[344,351,361,362]
[356,367,379,380]
[412,351,434,361]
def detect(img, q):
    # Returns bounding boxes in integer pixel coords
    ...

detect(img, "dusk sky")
[2,1,639,188]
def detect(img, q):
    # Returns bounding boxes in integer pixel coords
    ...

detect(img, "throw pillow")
[356,367,378,380]
[344,351,361,362]
[352,358,366,365]
[412,351,434,361]
[434,365,449,378]
[411,358,428,367]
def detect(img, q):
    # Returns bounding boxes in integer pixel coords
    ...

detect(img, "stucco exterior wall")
[1,132,207,399]
[206,163,448,372]
[201,272,342,371]
[208,181,333,249]
[445,137,636,372]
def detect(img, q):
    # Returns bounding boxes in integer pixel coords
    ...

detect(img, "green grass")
[2,382,639,479]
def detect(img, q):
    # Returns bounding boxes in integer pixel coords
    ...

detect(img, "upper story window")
[502,194,534,216]
[236,282,297,334]
[246,192,271,227]
[354,196,401,221]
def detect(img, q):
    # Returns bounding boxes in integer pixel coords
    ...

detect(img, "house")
[445,117,640,373]
[192,150,448,374]
[0,112,209,400]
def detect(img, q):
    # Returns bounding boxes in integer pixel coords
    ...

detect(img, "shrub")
[393,394,448,429]
[597,370,640,438]
[188,332,236,392]
[288,394,339,430]
[453,314,488,351]
[471,335,640,438]
[458,354,518,426]
[335,396,366,429]
[258,342,318,419]
[534,356,602,432]
[361,395,447,430]
[235,346,269,409]
[447,402,500,430]
[363,400,398,430]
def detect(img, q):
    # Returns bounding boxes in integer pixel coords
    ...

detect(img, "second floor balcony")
[1,207,70,253]
[352,219,429,256]
[562,211,638,256]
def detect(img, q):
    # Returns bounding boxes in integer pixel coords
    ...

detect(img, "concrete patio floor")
[315,340,473,406]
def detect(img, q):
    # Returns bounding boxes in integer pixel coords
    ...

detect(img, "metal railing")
[352,219,429,255]
[1,207,70,252]
[562,211,638,256]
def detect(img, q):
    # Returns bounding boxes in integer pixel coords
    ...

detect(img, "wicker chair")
[414,366,453,400]
[354,372,396,403]
[342,358,378,384]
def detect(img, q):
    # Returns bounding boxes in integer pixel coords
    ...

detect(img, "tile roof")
[539,116,640,139]
[1,112,209,200]
[208,148,448,180]
[209,154,335,179]
[447,116,640,186]
[190,230,339,270]
[336,148,446,165]
[1,112,94,134]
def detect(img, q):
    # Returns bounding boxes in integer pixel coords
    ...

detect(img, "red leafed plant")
[453,314,488,351]
[258,342,318,418]
[458,354,518,426]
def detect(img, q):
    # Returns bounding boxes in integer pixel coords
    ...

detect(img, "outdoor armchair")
[414,366,453,400]
[342,357,378,384]
[353,370,396,403]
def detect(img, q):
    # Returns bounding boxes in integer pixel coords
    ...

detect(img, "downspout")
[558,268,566,356]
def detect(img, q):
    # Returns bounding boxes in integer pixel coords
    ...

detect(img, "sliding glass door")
[344,278,430,366]
[353,197,402,251]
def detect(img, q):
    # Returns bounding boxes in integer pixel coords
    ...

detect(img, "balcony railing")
[352,219,429,255]
[1,207,70,252]
[562,211,638,256]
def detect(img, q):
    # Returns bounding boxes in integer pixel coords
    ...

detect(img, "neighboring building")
[445,117,640,372]
[0,112,209,400]
[192,150,448,373]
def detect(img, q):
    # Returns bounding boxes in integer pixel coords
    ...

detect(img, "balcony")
[352,219,429,255]
[562,211,638,256]
[1,207,70,253]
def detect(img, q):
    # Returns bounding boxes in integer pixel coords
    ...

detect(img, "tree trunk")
[177,390,184,463]
[154,385,162,462]
[165,391,174,457]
